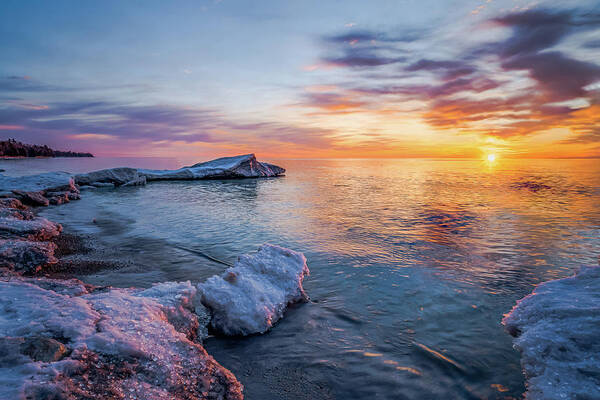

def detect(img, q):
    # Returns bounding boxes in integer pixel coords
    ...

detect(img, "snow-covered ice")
[503,266,600,400]
[0,277,242,400]
[73,167,143,187]
[71,154,284,188]
[139,154,285,180]
[198,244,309,335]
[0,172,75,197]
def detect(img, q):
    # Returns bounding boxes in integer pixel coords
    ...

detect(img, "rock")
[0,198,26,210]
[67,191,80,200]
[0,216,62,241]
[503,266,600,400]
[90,182,115,188]
[0,276,243,400]
[0,207,34,221]
[78,185,97,190]
[122,175,147,187]
[73,167,141,187]
[198,244,309,335]
[139,153,285,181]
[48,193,70,205]
[19,336,68,362]
[0,239,58,273]
[11,190,49,206]
[0,172,76,198]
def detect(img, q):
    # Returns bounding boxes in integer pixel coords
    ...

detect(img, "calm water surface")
[5,157,599,399]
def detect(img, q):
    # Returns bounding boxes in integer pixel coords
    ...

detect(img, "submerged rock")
[198,244,309,335]
[139,154,285,181]
[0,277,243,400]
[503,266,600,400]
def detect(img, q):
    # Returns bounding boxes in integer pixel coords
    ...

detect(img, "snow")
[198,244,309,335]
[0,277,242,399]
[0,172,75,197]
[503,266,600,400]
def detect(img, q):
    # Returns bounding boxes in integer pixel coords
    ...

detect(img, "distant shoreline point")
[0,139,94,158]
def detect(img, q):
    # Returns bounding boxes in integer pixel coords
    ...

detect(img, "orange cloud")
[0,125,25,130]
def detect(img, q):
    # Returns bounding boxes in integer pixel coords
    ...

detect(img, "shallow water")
[7,157,600,399]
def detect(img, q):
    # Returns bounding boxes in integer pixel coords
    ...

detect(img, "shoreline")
[0,155,311,400]
[1,155,597,399]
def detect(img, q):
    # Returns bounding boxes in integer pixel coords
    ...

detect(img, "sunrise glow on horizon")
[1,0,599,159]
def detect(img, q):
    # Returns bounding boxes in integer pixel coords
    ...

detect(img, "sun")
[487,154,496,162]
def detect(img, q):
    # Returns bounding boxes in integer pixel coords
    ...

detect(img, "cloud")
[500,51,600,102]
[405,59,476,81]
[0,124,24,130]
[305,7,600,144]
[295,90,367,114]
[0,88,341,154]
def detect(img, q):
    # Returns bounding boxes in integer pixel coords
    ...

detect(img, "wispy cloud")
[304,7,600,148]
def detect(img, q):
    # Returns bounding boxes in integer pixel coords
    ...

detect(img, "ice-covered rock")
[10,190,50,206]
[0,277,243,400]
[122,174,147,187]
[0,172,76,197]
[137,281,212,341]
[139,154,285,181]
[0,197,27,210]
[0,239,58,273]
[503,266,600,400]
[0,172,79,207]
[198,244,309,335]
[73,167,143,187]
[0,216,62,241]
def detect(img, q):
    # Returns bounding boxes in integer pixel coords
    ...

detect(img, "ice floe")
[503,266,600,400]
[198,244,309,335]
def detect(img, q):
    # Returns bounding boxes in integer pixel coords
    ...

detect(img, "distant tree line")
[0,139,93,158]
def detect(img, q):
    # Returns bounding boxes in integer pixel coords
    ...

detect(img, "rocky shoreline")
[0,154,308,400]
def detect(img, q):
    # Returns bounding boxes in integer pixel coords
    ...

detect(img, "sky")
[1,0,599,159]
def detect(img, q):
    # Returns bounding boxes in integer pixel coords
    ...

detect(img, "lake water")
[4,157,599,399]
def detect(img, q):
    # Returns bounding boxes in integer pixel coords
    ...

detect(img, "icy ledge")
[0,277,242,400]
[502,266,600,400]
[198,244,310,335]
[74,154,285,187]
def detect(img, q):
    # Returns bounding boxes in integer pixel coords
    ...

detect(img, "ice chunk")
[0,276,242,399]
[139,154,285,180]
[198,244,309,335]
[503,266,600,400]
[0,172,75,197]
[73,167,142,187]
